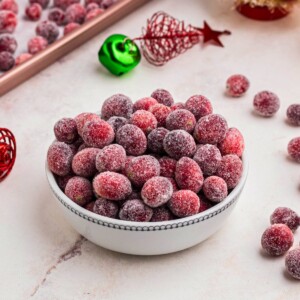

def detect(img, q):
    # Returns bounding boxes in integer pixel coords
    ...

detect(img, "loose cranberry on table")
[63,22,80,35]
[151,89,174,107]
[36,20,59,44]
[0,51,14,71]
[226,74,250,97]
[270,207,299,232]
[0,35,17,53]
[26,3,42,21]
[286,104,300,126]
[28,36,48,54]
[0,10,17,34]
[0,0,18,14]
[253,91,280,117]
[285,247,300,280]
[65,3,86,24]
[48,8,66,26]
[288,137,300,162]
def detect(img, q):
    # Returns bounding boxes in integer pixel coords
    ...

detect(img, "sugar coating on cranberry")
[151,89,174,107]
[53,0,79,10]
[15,53,32,66]
[93,171,132,201]
[149,104,171,127]
[56,174,73,191]
[261,224,294,256]
[0,11,17,34]
[147,127,169,154]
[0,35,17,53]
[63,22,80,35]
[85,201,95,212]
[95,144,126,172]
[185,95,213,120]
[86,3,99,12]
[285,247,300,280]
[93,198,119,218]
[270,207,299,232]
[101,94,133,120]
[166,109,196,134]
[0,51,14,71]
[26,3,42,21]
[126,155,160,187]
[54,117,78,143]
[141,176,173,208]
[36,20,59,44]
[116,124,147,156]
[72,148,99,177]
[287,104,300,126]
[85,8,103,21]
[133,97,158,112]
[253,91,280,117]
[47,141,74,176]
[48,8,65,26]
[65,3,86,24]
[203,176,228,203]
[171,102,185,111]
[65,176,93,206]
[163,129,196,160]
[159,156,176,178]
[151,206,174,222]
[0,0,18,13]
[193,144,221,176]
[175,157,203,193]
[194,114,228,145]
[119,199,153,222]
[28,36,48,54]
[226,74,250,97]
[130,110,157,135]
[167,177,179,192]
[107,116,128,133]
[216,154,243,189]
[82,120,115,148]
[288,137,300,162]
[218,127,244,157]
[30,0,50,9]
[168,190,200,217]
[74,112,100,137]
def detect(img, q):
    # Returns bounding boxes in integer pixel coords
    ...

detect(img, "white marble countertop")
[1,0,300,299]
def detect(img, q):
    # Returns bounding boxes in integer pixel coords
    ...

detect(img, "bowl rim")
[46,152,248,231]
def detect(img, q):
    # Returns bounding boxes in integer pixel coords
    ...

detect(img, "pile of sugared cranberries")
[47,90,245,222]
[261,206,300,280]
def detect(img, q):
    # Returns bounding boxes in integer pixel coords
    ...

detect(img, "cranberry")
[226,74,250,97]
[218,127,244,157]
[119,199,153,222]
[159,156,176,178]
[130,110,157,135]
[287,104,300,126]
[72,148,100,177]
[166,109,196,133]
[36,20,59,44]
[54,117,78,143]
[151,89,174,106]
[0,35,17,53]
[147,127,169,154]
[0,51,14,71]
[288,137,300,162]
[26,3,42,21]
[270,207,299,232]
[185,95,212,120]
[133,97,158,112]
[93,198,119,218]
[149,104,171,127]
[285,247,300,280]
[28,36,48,54]
[65,3,86,24]
[203,176,228,202]
[253,91,280,117]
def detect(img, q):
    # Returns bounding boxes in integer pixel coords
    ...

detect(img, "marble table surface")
[1,0,300,299]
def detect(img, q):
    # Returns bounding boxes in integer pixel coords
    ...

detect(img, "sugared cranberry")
[0,51,14,71]
[53,0,79,10]
[253,91,280,117]
[63,22,80,35]
[149,104,171,127]
[151,206,174,222]
[82,120,115,148]
[151,89,174,107]
[54,117,78,143]
[93,198,119,218]
[261,224,294,256]
[171,102,185,111]
[119,199,153,222]
[166,109,196,133]
[133,97,158,112]
[125,155,160,187]
[198,195,213,213]
[287,104,300,126]
[26,3,42,21]
[288,137,300,162]
[95,144,126,172]
[141,176,173,208]
[130,110,157,135]
[0,0,18,13]
[175,157,203,193]
[168,190,200,217]
[72,148,100,177]
[0,35,17,53]
[36,20,59,44]
[216,154,243,189]
[218,127,244,157]
[185,95,213,120]
[0,10,17,34]
[93,171,132,201]
[65,3,86,24]
[28,36,48,54]
[226,74,250,97]
[159,156,176,178]
[116,124,147,156]
[56,174,73,191]
[285,247,300,280]
[74,112,100,137]
[101,94,133,120]
[65,176,93,206]
[107,116,128,133]
[147,127,169,154]
[48,8,65,26]
[86,3,99,12]
[193,144,221,176]
[270,207,299,232]
[30,0,50,9]
[85,8,103,21]
[194,114,228,145]
[163,129,196,160]
[15,53,32,65]
[203,176,228,202]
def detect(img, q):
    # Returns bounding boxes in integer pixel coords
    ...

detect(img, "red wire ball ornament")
[0,128,16,182]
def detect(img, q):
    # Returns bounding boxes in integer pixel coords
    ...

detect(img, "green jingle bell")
[98,34,141,76]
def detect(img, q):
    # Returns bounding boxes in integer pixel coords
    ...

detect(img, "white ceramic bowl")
[46,154,248,256]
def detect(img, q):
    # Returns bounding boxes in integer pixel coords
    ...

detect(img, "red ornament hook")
[0,128,16,182]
